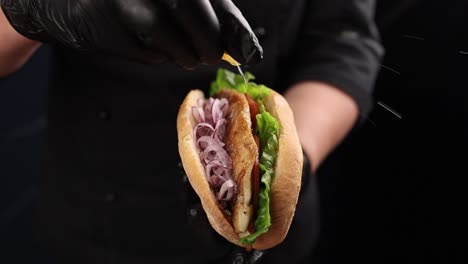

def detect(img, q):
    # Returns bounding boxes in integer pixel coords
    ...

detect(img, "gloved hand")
[222,247,265,264]
[0,0,263,68]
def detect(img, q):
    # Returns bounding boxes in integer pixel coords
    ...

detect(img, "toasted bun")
[177,89,303,250]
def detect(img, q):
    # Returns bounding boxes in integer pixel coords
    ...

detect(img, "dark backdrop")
[1,1,467,263]
[313,1,468,263]
[0,47,49,262]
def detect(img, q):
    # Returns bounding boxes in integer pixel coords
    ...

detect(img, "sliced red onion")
[210,175,231,189]
[214,118,227,141]
[197,136,224,151]
[202,144,223,163]
[192,106,205,123]
[211,99,224,124]
[203,145,232,169]
[214,164,230,178]
[206,161,231,184]
[205,160,224,180]
[213,135,225,148]
[192,97,236,203]
[218,179,235,201]
[193,123,215,139]
[219,98,229,117]
[204,98,214,125]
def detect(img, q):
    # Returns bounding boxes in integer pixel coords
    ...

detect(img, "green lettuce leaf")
[239,111,280,245]
[210,68,270,101]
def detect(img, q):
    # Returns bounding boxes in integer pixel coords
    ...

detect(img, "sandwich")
[177,69,303,249]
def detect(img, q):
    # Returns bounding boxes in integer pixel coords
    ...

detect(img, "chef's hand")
[223,247,265,264]
[0,0,263,68]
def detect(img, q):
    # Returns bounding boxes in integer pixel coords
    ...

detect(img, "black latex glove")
[0,0,263,68]
[222,248,265,264]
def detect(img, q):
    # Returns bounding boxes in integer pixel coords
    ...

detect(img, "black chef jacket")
[34,0,383,263]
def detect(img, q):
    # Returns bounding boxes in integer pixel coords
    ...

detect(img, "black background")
[313,1,468,263]
[0,47,49,262]
[1,1,467,263]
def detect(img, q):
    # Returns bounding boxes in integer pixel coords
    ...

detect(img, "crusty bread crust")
[252,90,303,250]
[177,89,303,250]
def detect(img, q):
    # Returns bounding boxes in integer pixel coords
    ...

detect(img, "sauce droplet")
[221,52,248,88]
[236,65,248,89]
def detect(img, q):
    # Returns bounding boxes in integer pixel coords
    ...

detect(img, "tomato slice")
[245,94,261,234]
[249,135,260,233]
[245,94,259,130]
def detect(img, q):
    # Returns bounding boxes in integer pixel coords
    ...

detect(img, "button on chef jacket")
[35,0,383,263]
